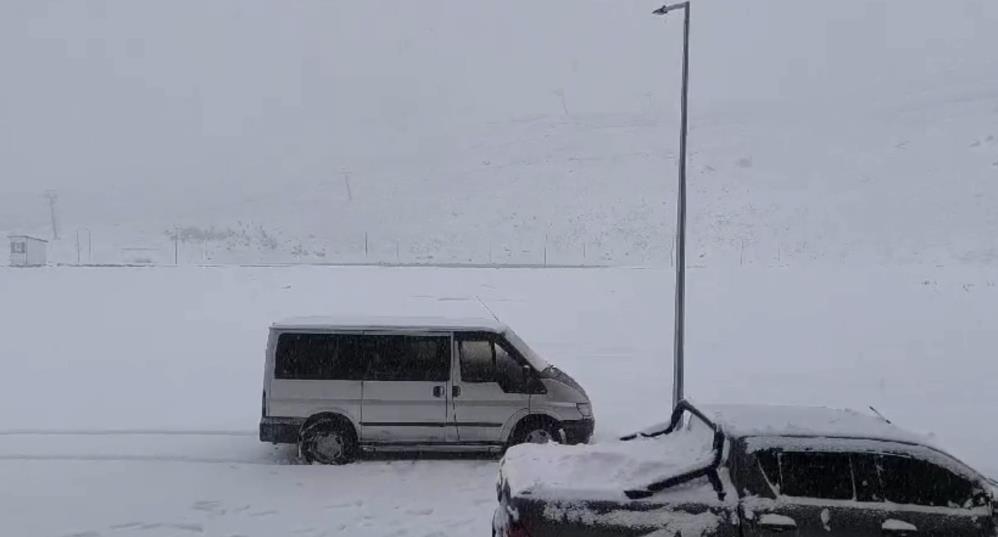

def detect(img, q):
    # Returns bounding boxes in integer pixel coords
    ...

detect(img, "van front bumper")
[259,417,303,444]
[562,418,595,444]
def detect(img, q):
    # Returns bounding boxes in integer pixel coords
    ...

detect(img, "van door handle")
[452,385,461,398]
[432,386,443,398]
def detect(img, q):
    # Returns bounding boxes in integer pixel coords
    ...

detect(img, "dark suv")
[494,400,996,537]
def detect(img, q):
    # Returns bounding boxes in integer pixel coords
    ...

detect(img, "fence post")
[343,171,353,202]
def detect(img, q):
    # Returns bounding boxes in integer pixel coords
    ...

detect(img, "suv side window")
[755,449,854,500]
[851,453,884,502]
[780,452,854,500]
[754,449,782,495]
[364,335,450,382]
[878,455,975,508]
[754,448,984,509]
[274,333,365,380]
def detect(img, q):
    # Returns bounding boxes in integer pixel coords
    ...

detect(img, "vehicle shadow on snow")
[362,451,499,463]
[272,445,499,465]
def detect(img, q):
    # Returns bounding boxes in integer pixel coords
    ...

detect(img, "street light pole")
[653,2,691,412]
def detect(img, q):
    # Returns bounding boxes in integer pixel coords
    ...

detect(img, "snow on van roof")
[271,315,507,333]
[702,403,930,445]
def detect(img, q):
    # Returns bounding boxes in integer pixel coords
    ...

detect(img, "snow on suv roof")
[271,315,507,333]
[703,404,929,445]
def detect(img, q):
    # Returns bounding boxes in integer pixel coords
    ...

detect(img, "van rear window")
[274,333,450,382]
[275,333,366,380]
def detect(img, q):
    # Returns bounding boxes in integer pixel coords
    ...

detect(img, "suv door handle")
[759,524,795,534]
[882,520,918,535]
[757,514,797,533]
[452,385,461,398]
[432,386,443,398]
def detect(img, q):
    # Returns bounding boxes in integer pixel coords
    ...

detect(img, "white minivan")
[260,316,594,464]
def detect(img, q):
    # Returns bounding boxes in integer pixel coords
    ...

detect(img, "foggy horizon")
[2,0,997,266]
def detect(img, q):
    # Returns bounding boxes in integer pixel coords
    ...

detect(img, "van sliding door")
[359,333,455,445]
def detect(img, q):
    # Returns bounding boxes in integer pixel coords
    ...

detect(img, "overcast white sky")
[1,0,995,230]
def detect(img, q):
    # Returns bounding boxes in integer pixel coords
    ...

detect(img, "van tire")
[299,415,358,465]
[509,416,565,447]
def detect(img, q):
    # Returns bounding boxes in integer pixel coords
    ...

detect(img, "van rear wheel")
[299,417,357,465]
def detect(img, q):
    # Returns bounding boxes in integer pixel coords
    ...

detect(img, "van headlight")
[577,403,593,418]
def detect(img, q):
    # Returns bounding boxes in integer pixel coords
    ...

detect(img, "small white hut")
[9,235,48,267]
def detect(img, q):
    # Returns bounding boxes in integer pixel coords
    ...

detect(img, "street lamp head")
[653,2,689,15]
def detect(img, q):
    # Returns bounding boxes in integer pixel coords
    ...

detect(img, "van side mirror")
[521,365,546,393]
[521,364,532,381]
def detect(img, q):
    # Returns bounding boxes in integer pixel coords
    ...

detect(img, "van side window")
[274,333,365,380]
[364,335,449,382]
[458,335,530,392]
[458,340,494,383]
[494,342,523,388]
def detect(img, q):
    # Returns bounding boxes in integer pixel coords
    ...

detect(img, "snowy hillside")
[2,0,997,266]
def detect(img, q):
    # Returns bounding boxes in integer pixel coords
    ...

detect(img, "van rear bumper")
[259,417,303,444]
[562,418,595,444]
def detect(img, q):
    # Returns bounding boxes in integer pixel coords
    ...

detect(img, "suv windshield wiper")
[621,399,728,502]
[620,398,716,441]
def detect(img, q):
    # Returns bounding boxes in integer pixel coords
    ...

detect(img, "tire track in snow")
[0,430,295,466]
[0,429,255,437]
[0,453,282,465]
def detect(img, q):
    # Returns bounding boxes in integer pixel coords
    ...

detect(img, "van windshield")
[504,329,550,371]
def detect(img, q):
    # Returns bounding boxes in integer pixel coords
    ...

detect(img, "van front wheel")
[510,417,565,447]
[299,418,357,465]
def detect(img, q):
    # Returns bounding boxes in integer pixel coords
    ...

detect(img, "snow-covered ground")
[0,265,995,536]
